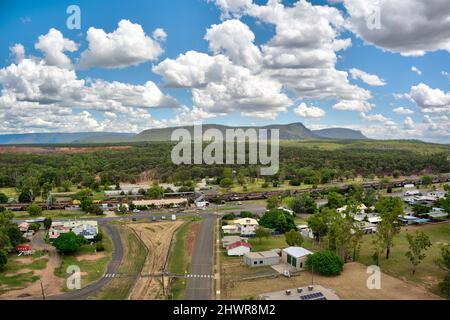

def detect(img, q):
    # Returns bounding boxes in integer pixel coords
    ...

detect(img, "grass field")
[0,252,48,294]
[13,210,93,219]
[91,224,147,300]
[357,222,449,297]
[54,227,112,291]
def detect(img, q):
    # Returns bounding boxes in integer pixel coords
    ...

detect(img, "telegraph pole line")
[40,280,46,300]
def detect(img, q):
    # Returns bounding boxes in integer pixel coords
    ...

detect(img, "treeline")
[0,142,448,192]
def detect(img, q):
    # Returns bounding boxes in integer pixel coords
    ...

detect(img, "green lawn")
[91,224,147,300]
[0,187,17,198]
[54,227,112,291]
[357,222,449,296]
[13,210,94,219]
[248,236,288,251]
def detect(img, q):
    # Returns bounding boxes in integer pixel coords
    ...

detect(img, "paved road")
[47,221,123,300]
[185,216,216,300]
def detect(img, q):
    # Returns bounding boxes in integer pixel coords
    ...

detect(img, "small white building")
[281,247,313,271]
[404,190,421,197]
[227,241,251,256]
[244,251,280,267]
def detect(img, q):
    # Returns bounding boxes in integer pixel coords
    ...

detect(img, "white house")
[337,204,367,215]
[227,241,252,256]
[49,221,98,241]
[222,218,259,236]
[281,247,313,271]
[222,235,242,248]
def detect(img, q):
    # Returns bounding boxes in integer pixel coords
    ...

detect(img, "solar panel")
[300,292,326,300]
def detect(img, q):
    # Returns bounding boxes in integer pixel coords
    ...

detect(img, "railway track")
[1,176,449,211]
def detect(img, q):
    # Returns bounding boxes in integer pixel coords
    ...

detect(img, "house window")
[259,261,263,264]
[292,257,297,267]
[287,255,292,264]
[254,261,257,265]
[300,262,303,269]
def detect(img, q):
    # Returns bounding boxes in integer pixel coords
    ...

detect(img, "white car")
[133,209,141,213]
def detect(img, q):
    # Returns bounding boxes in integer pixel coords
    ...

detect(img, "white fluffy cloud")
[332,100,373,112]
[210,0,373,116]
[341,0,450,56]
[79,20,165,69]
[359,112,390,122]
[408,83,450,114]
[154,51,291,119]
[10,44,25,63]
[404,116,415,129]
[411,66,422,75]
[294,103,326,118]
[349,68,386,86]
[35,28,78,68]
[205,19,262,69]
[393,107,414,115]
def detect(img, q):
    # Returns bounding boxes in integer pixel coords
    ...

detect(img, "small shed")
[222,235,242,248]
[281,247,313,271]
[227,241,251,256]
[244,251,280,267]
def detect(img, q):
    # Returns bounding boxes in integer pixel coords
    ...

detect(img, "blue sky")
[0,0,449,142]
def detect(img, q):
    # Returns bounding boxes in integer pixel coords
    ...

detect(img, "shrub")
[53,232,85,254]
[0,250,7,270]
[27,204,42,217]
[306,251,344,276]
[96,242,105,252]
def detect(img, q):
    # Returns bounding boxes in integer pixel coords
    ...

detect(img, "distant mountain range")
[0,123,368,145]
[0,132,134,145]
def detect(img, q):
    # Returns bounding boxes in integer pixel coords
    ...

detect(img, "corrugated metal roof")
[283,247,312,258]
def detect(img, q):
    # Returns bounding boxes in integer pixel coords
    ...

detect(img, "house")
[49,220,98,241]
[404,190,421,196]
[244,251,280,267]
[18,222,29,232]
[337,204,367,215]
[297,225,314,239]
[420,208,448,221]
[399,215,420,225]
[281,247,313,271]
[360,222,377,234]
[368,215,382,224]
[233,218,259,236]
[426,191,446,200]
[222,235,242,248]
[222,225,238,235]
[222,218,259,236]
[227,241,251,256]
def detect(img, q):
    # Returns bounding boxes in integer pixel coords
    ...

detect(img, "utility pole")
[311,264,314,286]
[40,280,46,300]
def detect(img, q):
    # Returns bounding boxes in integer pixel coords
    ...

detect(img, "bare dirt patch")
[127,221,184,300]
[0,146,132,155]
[76,252,107,262]
[223,262,442,300]
[185,223,200,256]
[1,245,65,299]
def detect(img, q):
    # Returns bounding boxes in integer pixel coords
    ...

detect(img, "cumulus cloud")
[393,107,414,115]
[411,66,422,75]
[79,20,165,69]
[10,44,25,63]
[209,0,373,116]
[154,51,291,119]
[408,83,450,113]
[35,28,78,68]
[360,112,390,122]
[341,0,450,56]
[0,54,180,133]
[332,100,373,112]
[205,19,262,69]
[404,116,415,129]
[294,103,326,118]
[349,68,386,86]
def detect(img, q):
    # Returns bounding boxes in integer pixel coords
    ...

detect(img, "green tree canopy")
[27,204,42,217]
[306,250,344,276]
[285,229,304,246]
[259,209,296,233]
[291,194,317,214]
[405,231,432,275]
[53,232,86,254]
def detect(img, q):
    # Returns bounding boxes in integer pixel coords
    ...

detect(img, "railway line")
[1,175,449,211]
